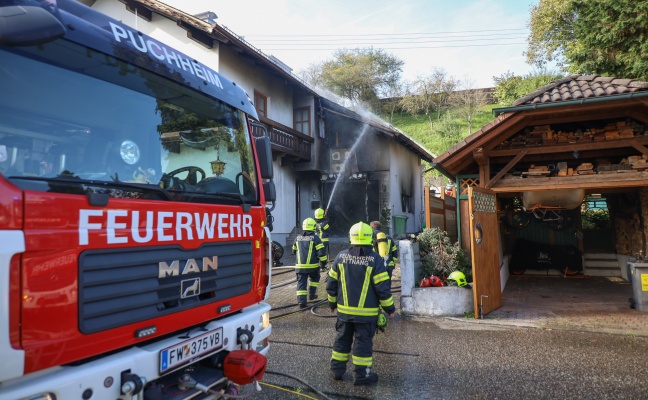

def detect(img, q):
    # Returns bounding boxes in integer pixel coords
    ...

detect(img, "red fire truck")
[0,0,276,398]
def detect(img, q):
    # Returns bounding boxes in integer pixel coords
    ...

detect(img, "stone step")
[583,253,617,260]
[584,259,619,268]
[583,265,621,277]
[584,268,622,277]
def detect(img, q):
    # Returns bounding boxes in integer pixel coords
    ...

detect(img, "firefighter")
[327,221,396,385]
[292,217,328,308]
[314,208,330,268]
[369,221,399,280]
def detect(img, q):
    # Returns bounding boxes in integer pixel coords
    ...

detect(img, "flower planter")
[399,240,474,317]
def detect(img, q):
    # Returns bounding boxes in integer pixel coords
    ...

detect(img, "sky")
[159,0,544,88]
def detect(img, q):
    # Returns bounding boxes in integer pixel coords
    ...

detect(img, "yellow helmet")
[349,222,373,245]
[302,217,317,231]
[314,208,325,219]
[447,271,468,287]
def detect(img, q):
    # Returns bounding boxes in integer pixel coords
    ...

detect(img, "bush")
[581,209,610,230]
[417,228,472,284]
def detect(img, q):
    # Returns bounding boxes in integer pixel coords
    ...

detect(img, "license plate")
[159,327,223,374]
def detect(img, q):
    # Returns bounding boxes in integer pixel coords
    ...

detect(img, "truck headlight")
[260,311,270,330]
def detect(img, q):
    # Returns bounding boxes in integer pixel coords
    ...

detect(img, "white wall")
[389,141,424,235]
[219,47,295,128]
[91,1,220,70]
[268,159,297,245]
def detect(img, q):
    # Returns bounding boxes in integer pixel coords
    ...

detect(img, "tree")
[525,0,573,70]
[311,48,403,111]
[450,79,490,135]
[399,68,457,129]
[381,80,407,124]
[298,62,326,88]
[493,70,564,106]
[527,0,648,80]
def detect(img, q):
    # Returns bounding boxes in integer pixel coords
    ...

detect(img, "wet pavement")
[242,242,648,399]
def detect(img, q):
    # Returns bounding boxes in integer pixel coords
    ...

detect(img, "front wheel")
[272,241,284,267]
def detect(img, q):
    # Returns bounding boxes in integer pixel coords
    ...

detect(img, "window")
[294,106,310,135]
[0,46,258,205]
[254,90,267,118]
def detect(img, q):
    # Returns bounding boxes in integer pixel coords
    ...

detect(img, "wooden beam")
[490,172,648,193]
[479,159,490,187]
[473,147,488,166]
[486,149,528,189]
[630,140,648,157]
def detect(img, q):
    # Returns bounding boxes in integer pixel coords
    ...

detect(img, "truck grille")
[78,242,252,334]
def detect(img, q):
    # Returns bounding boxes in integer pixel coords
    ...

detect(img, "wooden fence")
[424,186,458,242]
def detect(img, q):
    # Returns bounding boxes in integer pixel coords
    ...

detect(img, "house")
[433,74,648,316]
[83,0,434,247]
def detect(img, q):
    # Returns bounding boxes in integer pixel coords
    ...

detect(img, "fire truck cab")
[0,0,275,398]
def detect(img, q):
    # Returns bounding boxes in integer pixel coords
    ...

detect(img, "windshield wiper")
[8,175,172,201]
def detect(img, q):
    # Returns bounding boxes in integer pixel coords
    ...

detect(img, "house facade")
[84,0,434,246]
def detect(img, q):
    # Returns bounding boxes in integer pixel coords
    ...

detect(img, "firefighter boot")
[330,359,347,381]
[354,367,378,386]
[329,370,345,381]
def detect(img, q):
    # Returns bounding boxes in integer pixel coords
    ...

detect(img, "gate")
[468,186,502,317]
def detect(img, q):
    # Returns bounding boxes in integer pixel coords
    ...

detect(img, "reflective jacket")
[292,231,327,273]
[314,218,330,243]
[372,230,398,269]
[326,245,395,322]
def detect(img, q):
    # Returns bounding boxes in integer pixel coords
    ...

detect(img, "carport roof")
[433,75,648,180]
[512,75,648,106]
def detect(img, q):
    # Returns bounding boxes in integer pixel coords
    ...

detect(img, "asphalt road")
[238,302,648,400]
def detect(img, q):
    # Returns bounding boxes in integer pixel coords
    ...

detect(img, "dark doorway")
[323,178,379,235]
[581,196,614,253]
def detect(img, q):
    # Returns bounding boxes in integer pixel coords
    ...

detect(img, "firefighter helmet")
[430,275,444,287]
[349,222,373,245]
[302,217,317,231]
[447,271,468,287]
[314,208,325,219]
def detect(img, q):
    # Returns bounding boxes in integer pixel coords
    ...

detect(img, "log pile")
[622,155,648,170]
[497,119,647,149]
[513,159,647,178]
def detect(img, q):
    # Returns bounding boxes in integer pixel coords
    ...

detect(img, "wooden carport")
[433,75,648,317]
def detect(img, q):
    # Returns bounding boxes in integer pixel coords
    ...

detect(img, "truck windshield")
[0,41,258,204]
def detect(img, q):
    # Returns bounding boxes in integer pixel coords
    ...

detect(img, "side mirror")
[255,135,273,180]
[263,181,276,203]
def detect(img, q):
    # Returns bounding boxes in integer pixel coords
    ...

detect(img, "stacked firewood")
[517,159,646,177]
[497,119,646,149]
[622,155,648,170]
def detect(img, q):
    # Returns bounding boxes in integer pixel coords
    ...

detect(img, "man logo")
[159,256,218,279]
[181,278,201,298]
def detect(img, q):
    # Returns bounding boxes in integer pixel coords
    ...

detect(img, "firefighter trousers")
[296,270,320,304]
[330,319,377,378]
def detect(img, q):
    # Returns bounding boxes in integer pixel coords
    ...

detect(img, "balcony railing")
[250,115,313,161]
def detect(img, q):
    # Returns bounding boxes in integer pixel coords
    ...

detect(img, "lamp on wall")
[210,143,226,176]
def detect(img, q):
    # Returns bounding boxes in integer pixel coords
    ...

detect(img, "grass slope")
[384,104,498,159]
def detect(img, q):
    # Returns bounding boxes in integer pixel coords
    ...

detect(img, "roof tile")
[513,75,648,106]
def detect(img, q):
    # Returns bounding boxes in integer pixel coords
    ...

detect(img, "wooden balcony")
[250,116,313,162]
